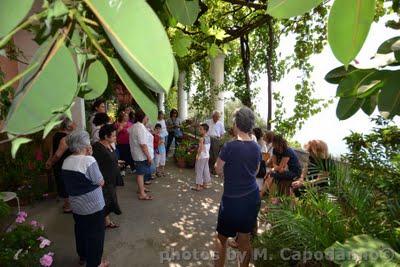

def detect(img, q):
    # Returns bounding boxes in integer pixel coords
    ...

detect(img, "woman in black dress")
[46,117,76,213]
[92,124,122,229]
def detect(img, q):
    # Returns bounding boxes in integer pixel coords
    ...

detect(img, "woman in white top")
[128,110,154,200]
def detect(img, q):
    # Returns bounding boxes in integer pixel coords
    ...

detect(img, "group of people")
[45,99,187,266]
[191,107,330,267]
[45,98,330,267]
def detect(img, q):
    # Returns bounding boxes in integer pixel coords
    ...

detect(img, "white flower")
[13,249,23,260]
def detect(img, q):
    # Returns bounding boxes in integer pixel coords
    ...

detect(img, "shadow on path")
[26,162,244,267]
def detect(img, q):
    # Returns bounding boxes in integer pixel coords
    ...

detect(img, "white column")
[71,97,86,130]
[210,53,225,119]
[158,93,165,113]
[178,70,188,120]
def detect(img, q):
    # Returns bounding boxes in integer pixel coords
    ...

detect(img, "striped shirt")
[62,155,105,215]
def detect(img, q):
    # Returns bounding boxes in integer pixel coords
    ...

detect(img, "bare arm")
[197,138,204,159]
[215,157,225,176]
[277,157,289,173]
[140,144,152,163]
[46,137,68,168]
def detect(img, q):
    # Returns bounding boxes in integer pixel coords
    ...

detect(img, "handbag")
[257,160,267,178]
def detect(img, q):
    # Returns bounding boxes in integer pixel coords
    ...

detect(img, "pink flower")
[37,236,45,242]
[39,238,51,248]
[18,211,27,218]
[40,252,54,267]
[15,216,25,224]
[30,220,38,227]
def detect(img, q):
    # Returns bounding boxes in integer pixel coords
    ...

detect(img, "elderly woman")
[214,107,261,267]
[92,124,122,229]
[128,110,154,200]
[46,117,76,213]
[292,140,330,191]
[61,130,107,267]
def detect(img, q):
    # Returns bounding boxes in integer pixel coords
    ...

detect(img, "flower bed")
[0,211,54,267]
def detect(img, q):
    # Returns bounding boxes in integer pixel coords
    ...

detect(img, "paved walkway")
[25,162,245,267]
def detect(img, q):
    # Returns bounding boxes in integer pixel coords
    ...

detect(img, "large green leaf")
[84,0,174,94]
[266,0,323,19]
[109,57,158,123]
[11,137,32,159]
[336,69,374,97]
[377,36,400,54]
[172,31,192,57]
[361,95,377,115]
[378,71,400,116]
[0,0,34,37]
[83,60,108,100]
[336,97,364,120]
[328,0,375,66]
[325,234,400,266]
[4,40,78,135]
[165,0,200,26]
[325,65,357,84]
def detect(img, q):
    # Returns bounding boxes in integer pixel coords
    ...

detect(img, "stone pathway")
[25,162,247,267]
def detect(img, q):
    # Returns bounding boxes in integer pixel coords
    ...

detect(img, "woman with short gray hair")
[214,107,261,267]
[61,130,108,267]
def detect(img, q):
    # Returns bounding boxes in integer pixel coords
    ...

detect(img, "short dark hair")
[93,112,110,126]
[200,123,209,132]
[170,108,178,118]
[117,111,127,123]
[155,123,162,129]
[92,98,105,112]
[99,124,115,140]
[272,134,288,153]
[253,127,263,140]
[135,110,146,123]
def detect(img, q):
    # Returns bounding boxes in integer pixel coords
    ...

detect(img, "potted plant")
[174,145,187,168]
[185,143,198,168]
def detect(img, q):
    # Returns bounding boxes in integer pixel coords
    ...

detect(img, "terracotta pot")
[176,158,186,168]
[186,159,196,168]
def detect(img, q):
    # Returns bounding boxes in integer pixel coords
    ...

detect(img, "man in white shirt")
[206,111,226,174]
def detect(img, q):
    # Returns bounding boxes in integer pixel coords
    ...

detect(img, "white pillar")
[158,93,165,113]
[71,97,86,130]
[210,53,225,119]
[178,71,188,120]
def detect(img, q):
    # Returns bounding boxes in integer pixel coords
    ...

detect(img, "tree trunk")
[158,93,165,113]
[178,71,188,120]
[240,34,252,108]
[266,18,274,131]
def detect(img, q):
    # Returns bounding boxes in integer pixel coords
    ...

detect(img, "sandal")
[105,222,119,229]
[228,238,239,249]
[63,208,72,214]
[191,187,202,191]
[138,195,153,201]
[137,188,151,193]
[203,183,212,189]
[144,181,152,185]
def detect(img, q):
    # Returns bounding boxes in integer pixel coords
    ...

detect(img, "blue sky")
[255,14,400,156]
